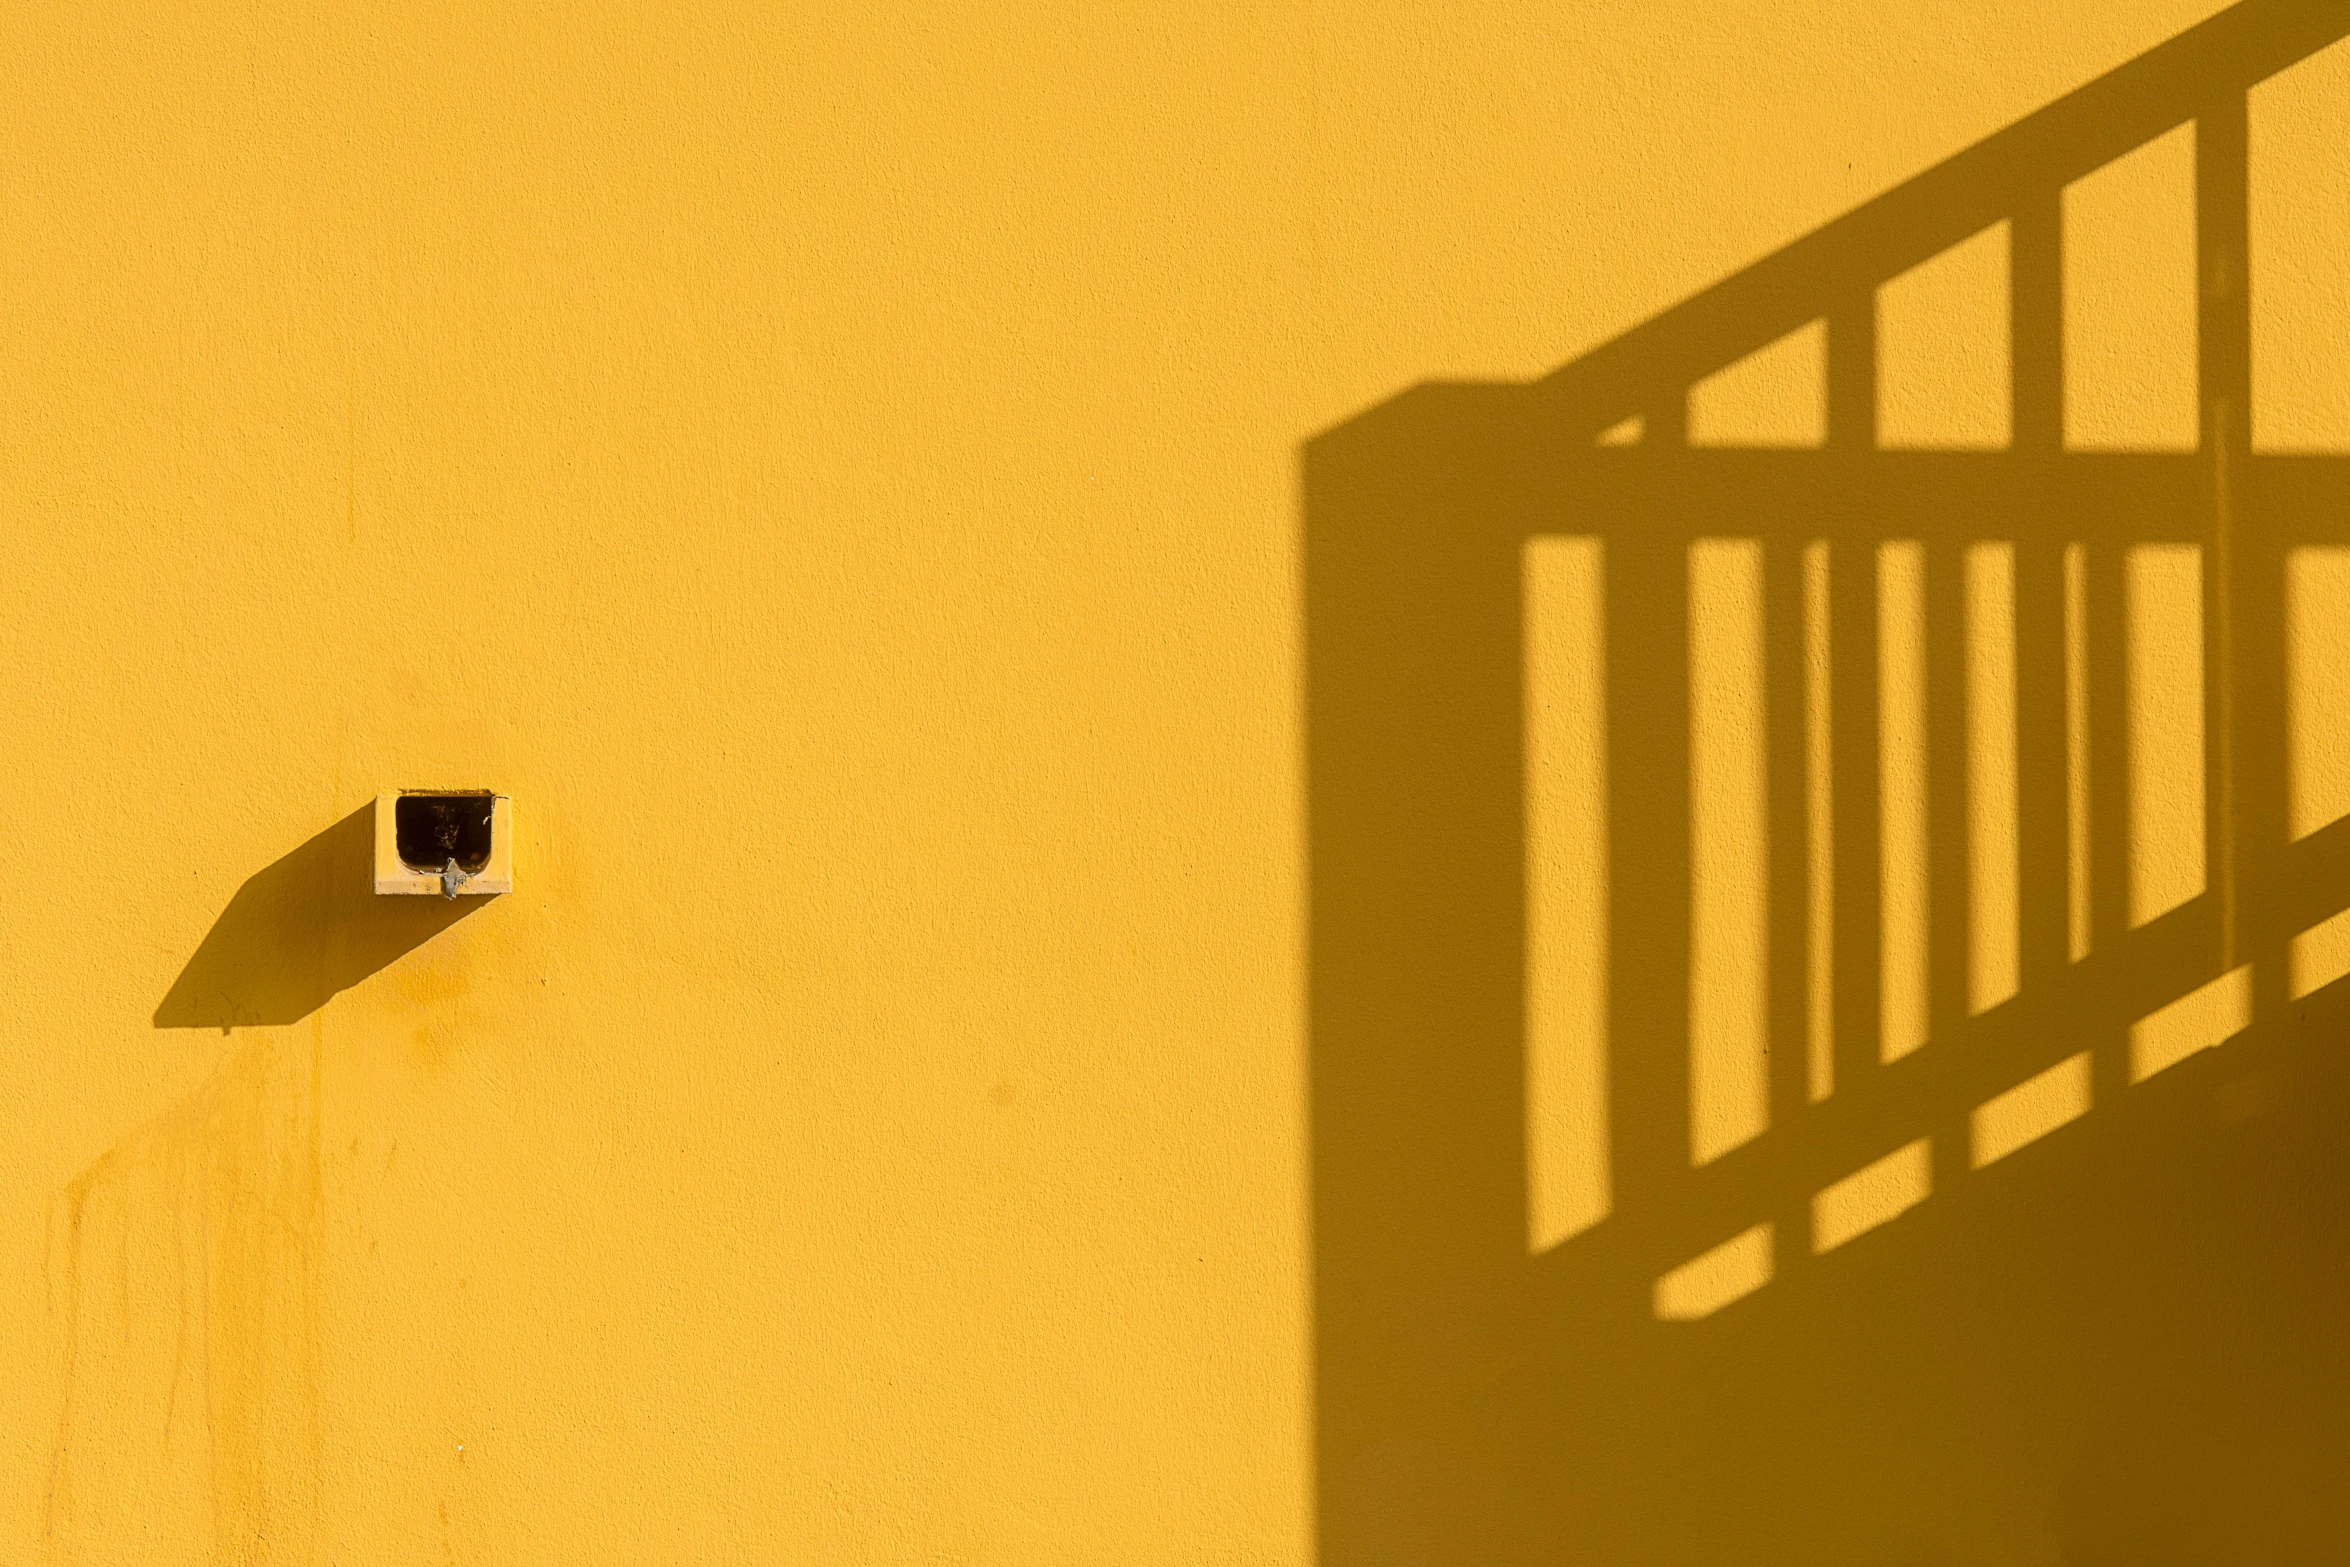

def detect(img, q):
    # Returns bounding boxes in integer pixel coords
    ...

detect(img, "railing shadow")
[1305,3,2350,1562]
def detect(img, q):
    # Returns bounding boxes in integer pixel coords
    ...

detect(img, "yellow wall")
[2,1,2341,1561]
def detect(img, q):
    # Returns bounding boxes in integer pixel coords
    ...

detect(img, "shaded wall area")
[1307,3,2350,1561]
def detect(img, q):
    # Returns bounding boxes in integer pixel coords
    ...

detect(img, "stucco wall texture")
[3,1,2346,1562]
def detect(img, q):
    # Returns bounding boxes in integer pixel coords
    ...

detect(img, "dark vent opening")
[395,793,495,874]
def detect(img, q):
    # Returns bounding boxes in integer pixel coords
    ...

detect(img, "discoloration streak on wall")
[46,1027,321,1566]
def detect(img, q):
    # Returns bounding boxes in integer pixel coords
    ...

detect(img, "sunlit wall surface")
[6,2,2347,1564]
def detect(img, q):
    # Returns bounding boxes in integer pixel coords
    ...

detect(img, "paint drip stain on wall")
[45,1029,322,1565]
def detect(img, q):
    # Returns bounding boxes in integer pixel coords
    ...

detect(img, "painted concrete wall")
[2,1,2344,1561]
